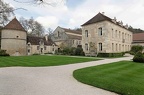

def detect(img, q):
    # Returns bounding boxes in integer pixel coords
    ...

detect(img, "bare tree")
[0,0,14,26]
[46,28,53,39]
[19,17,45,37]
[0,0,27,26]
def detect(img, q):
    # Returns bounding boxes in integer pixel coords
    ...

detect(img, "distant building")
[81,12,133,55]
[27,36,56,55]
[133,33,144,47]
[51,26,82,50]
[0,18,57,56]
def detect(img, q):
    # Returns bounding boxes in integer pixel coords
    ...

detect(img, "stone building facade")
[27,36,56,55]
[0,18,56,56]
[51,26,82,50]
[82,13,133,55]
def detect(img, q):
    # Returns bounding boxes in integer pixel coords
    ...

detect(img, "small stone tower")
[1,17,27,56]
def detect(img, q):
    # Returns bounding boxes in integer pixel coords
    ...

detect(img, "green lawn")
[73,61,144,95]
[0,55,100,67]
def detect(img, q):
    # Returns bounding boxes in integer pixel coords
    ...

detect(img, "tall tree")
[46,28,53,39]
[19,17,45,37]
[0,0,14,26]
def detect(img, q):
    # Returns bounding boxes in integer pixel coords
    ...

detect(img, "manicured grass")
[73,61,144,95]
[0,55,100,67]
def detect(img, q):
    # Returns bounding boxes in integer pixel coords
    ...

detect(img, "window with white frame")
[85,43,88,51]
[85,30,88,37]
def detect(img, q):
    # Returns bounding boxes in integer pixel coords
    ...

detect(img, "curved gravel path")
[0,56,132,95]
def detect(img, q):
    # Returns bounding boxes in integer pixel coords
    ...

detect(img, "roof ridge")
[82,12,112,26]
[4,17,26,32]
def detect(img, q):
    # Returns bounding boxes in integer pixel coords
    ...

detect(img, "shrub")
[57,47,85,56]
[133,51,144,63]
[75,47,85,56]
[98,53,124,57]
[62,47,69,55]
[131,45,144,55]
[0,50,10,56]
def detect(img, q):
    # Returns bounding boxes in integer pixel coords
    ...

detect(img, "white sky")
[4,0,144,30]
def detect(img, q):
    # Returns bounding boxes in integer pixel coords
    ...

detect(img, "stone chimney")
[114,17,117,21]
[112,17,117,23]
[102,12,105,15]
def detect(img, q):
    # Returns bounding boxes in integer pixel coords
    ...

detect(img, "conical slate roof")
[4,17,26,32]
[82,12,112,26]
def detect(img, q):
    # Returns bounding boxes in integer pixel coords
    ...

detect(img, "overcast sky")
[4,0,144,30]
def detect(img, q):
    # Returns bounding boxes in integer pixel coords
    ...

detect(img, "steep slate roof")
[133,33,144,43]
[61,27,82,35]
[67,34,82,40]
[4,17,26,32]
[82,13,130,31]
[27,36,56,46]
[58,27,82,40]
[82,12,112,26]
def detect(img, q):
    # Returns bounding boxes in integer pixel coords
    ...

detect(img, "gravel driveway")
[0,56,132,95]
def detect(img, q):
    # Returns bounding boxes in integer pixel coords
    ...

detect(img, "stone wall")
[1,29,27,56]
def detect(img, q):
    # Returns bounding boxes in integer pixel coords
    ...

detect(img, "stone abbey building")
[0,18,56,56]
[82,13,133,55]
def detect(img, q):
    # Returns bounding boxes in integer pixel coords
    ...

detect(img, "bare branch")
[0,8,27,13]
[13,0,66,6]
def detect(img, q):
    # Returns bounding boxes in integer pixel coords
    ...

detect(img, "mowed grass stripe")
[0,55,100,67]
[73,61,144,95]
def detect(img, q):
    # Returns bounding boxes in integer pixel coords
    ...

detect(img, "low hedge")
[98,52,124,57]
[0,50,10,56]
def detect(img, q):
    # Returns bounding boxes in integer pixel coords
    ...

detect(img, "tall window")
[119,44,121,52]
[112,29,114,38]
[52,45,55,51]
[44,46,46,50]
[85,43,88,51]
[112,43,114,51]
[72,40,74,44]
[122,33,124,39]
[85,30,88,37]
[37,46,39,50]
[115,30,117,38]
[99,43,102,51]
[116,44,118,51]
[57,31,60,37]
[98,27,102,36]
[28,49,30,53]
[119,31,121,38]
